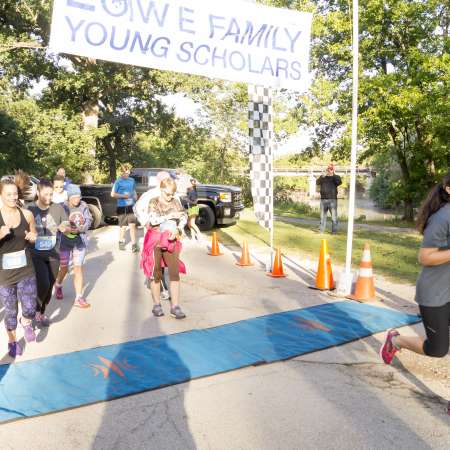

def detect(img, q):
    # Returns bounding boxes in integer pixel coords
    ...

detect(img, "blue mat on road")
[0,301,420,423]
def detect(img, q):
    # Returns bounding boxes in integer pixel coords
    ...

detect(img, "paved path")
[0,226,448,450]
[275,215,417,234]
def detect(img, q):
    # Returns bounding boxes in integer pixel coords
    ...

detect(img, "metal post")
[338,0,359,295]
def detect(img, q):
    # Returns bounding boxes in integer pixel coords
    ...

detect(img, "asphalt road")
[0,226,448,450]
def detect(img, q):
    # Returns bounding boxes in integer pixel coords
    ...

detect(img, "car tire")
[87,204,102,229]
[197,204,215,231]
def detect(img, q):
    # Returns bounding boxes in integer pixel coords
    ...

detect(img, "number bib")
[35,236,56,251]
[2,250,27,270]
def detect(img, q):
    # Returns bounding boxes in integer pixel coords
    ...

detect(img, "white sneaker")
[160,290,171,301]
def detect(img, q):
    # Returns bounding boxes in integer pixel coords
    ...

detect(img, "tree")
[292,0,449,219]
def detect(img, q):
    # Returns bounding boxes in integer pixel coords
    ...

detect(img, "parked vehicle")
[80,168,245,231]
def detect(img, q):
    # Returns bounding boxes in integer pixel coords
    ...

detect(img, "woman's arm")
[23,209,37,242]
[418,247,450,266]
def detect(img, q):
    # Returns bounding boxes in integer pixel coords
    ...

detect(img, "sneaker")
[35,312,50,327]
[132,243,140,253]
[170,306,186,320]
[380,329,400,364]
[21,319,36,342]
[160,290,171,301]
[8,342,23,358]
[119,241,126,251]
[55,285,63,300]
[152,304,164,317]
[74,298,91,308]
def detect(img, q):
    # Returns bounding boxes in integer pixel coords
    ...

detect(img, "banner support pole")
[338,0,359,295]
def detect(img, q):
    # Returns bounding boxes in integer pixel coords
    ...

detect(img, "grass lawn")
[274,202,415,228]
[212,210,422,284]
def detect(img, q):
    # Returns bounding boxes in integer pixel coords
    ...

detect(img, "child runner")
[111,163,139,252]
[0,178,38,357]
[52,174,68,204]
[380,172,450,363]
[54,184,92,308]
[186,178,202,241]
[29,180,68,326]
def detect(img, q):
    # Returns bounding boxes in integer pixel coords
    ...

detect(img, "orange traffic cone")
[348,243,376,301]
[236,240,253,267]
[208,232,223,256]
[267,247,286,278]
[312,239,334,290]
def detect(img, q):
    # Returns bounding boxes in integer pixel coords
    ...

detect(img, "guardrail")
[231,166,376,176]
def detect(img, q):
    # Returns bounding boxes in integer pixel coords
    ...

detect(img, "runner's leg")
[32,255,51,314]
[0,284,19,343]
[17,275,37,330]
[129,222,137,245]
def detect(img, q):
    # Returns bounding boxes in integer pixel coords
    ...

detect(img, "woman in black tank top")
[0,179,38,358]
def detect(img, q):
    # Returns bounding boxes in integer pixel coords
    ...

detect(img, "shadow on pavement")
[91,233,196,450]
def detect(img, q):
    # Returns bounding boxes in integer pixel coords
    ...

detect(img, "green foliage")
[0,86,103,181]
[292,0,449,219]
[274,200,317,217]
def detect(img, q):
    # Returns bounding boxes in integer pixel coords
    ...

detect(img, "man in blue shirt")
[111,163,139,252]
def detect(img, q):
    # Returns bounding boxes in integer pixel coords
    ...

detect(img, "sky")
[161,93,311,156]
[31,79,309,157]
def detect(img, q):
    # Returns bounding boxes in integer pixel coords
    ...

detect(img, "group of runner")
[0,170,91,357]
[0,164,201,357]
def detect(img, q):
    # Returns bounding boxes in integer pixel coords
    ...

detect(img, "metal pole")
[339,0,359,294]
[270,163,274,268]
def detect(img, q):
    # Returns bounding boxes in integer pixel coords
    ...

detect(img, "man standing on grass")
[316,163,342,234]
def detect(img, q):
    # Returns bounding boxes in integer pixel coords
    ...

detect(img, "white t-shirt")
[134,187,160,226]
[52,191,68,204]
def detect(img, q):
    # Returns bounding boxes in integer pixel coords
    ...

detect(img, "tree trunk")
[103,137,117,182]
[81,99,99,184]
[403,198,414,221]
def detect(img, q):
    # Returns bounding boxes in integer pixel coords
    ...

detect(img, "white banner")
[49,0,312,91]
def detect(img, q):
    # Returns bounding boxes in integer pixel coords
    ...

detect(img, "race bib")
[2,250,27,270]
[35,236,56,251]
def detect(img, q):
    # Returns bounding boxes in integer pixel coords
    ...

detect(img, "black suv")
[80,168,244,231]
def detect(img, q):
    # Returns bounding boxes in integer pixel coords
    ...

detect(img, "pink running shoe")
[380,329,400,364]
[55,285,63,300]
[74,298,90,309]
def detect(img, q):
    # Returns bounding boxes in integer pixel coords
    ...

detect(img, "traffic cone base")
[236,240,253,267]
[266,272,287,278]
[348,243,377,302]
[266,248,286,278]
[311,239,334,290]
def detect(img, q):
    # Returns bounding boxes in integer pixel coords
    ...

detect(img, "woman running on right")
[380,172,450,364]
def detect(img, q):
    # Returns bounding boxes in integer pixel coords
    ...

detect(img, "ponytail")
[416,173,450,234]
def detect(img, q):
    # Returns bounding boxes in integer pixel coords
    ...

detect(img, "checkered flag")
[248,85,275,230]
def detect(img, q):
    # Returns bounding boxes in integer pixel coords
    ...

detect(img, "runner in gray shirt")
[380,172,450,364]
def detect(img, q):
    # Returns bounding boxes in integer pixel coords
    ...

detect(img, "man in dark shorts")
[111,163,139,252]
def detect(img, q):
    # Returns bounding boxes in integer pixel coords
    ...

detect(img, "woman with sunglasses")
[140,177,188,319]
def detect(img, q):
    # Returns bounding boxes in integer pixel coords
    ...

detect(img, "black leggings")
[32,256,60,314]
[419,302,450,358]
